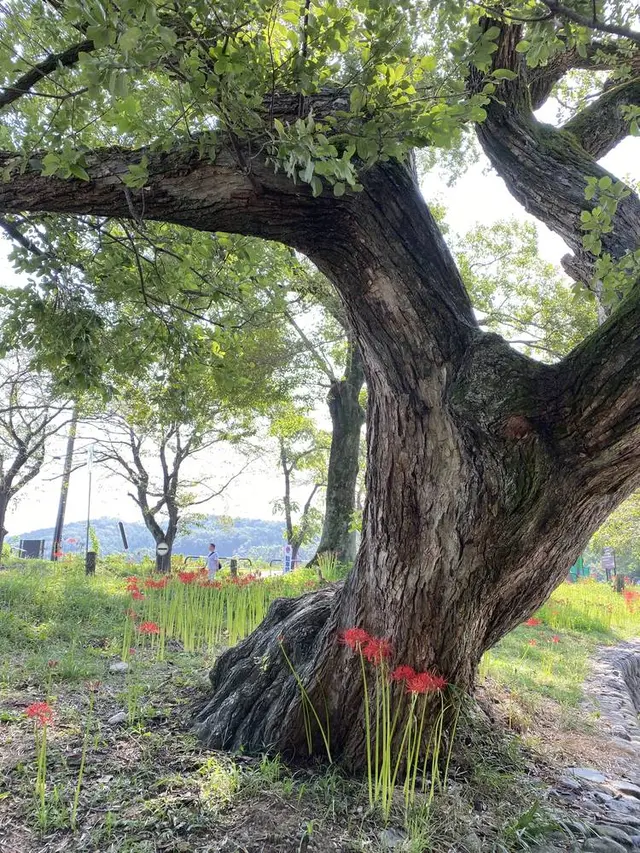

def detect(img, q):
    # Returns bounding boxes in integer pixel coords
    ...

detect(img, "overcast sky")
[1,125,638,536]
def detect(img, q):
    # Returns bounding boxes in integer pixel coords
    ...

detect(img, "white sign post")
[156,541,169,557]
[283,543,293,574]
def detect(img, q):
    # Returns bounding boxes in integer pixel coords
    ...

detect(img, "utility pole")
[85,445,95,575]
[51,406,78,561]
[85,444,94,555]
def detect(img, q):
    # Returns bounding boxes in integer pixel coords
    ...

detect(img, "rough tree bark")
[2,129,640,766]
[311,338,365,566]
[471,23,640,290]
[0,490,10,555]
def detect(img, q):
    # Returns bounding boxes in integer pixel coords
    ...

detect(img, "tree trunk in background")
[0,490,9,556]
[312,341,365,566]
[51,406,78,561]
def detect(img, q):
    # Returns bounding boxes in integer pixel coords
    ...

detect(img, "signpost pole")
[283,543,293,575]
[156,540,170,573]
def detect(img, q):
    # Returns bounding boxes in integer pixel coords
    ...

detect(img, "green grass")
[479,578,639,726]
[0,559,638,852]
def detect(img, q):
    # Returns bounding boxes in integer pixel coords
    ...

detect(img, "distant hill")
[8,515,317,562]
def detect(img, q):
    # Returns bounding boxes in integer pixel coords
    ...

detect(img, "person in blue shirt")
[206,543,220,580]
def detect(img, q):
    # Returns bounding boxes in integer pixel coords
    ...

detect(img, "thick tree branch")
[471,22,640,288]
[0,139,478,377]
[562,78,640,158]
[0,39,94,111]
[554,276,640,492]
[539,1,640,46]
[527,42,638,109]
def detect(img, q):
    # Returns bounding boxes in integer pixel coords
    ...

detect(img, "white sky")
[1,127,639,536]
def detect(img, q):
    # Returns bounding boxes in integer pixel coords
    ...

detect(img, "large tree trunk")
[192,165,640,767]
[311,340,365,565]
[0,490,9,556]
[2,125,640,769]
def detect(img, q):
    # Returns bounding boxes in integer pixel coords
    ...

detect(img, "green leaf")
[69,164,90,181]
[492,69,517,81]
[41,152,61,177]
[515,40,531,53]
[119,26,142,53]
[333,182,346,197]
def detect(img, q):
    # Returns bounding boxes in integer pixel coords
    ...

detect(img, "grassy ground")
[0,557,638,852]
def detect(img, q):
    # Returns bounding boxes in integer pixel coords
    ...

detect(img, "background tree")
[88,346,266,571]
[280,285,365,564]
[269,404,330,565]
[587,492,640,580]
[0,0,639,766]
[91,407,251,572]
[0,359,70,553]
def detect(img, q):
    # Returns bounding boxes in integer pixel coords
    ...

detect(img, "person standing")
[206,542,220,580]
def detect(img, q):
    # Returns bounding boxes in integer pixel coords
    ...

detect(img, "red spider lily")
[178,571,198,584]
[129,648,136,655]
[406,671,447,694]
[528,639,537,647]
[390,665,416,683]
[340,627,372,651]
[363,638,393,665]
[144,577,169,589]
[53,550,64,559]
[551,635,560,643]
[25,702,53,726]
[131,590,145,600]
[138,621,161,635]
[524,618,541,627]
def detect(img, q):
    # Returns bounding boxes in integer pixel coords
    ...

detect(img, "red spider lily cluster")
[144,577,169,589]
[340,627,371,650]
[623,589,640,611]
[390,666,447,694]
[178,570,199,584]
[138,621,161,635]
[25,702,53,726]
[125,577,146,600]
[524,617,541,627]
[341,628,447,693]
